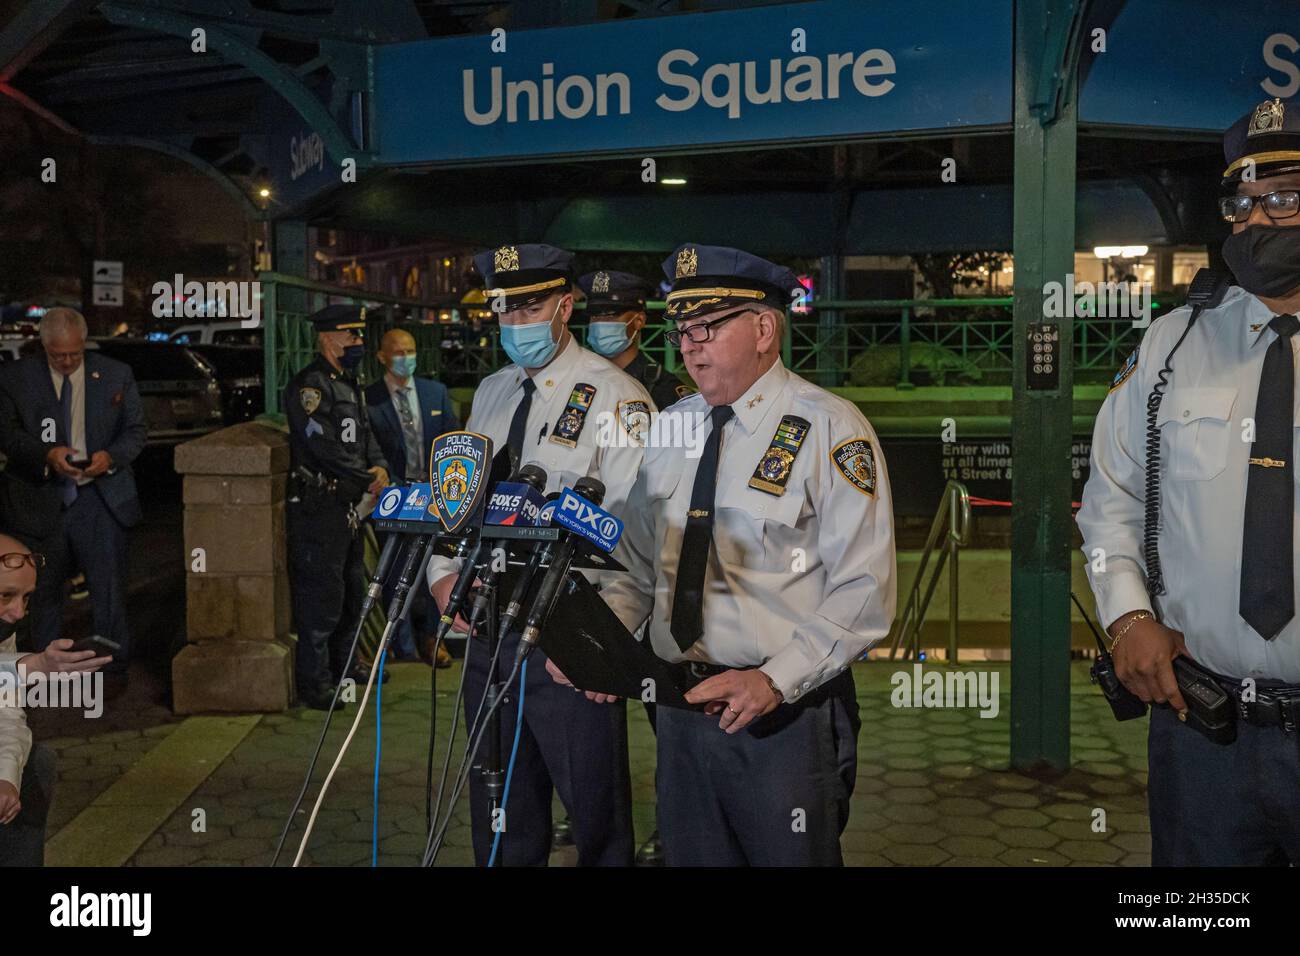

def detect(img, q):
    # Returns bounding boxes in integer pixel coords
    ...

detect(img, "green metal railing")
[889,480,973,664]
[260,274,1162,408]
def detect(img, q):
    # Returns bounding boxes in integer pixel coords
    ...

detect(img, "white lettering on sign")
[289,131,326,181]
[1263,33,1300,99]
[460,46,897,127]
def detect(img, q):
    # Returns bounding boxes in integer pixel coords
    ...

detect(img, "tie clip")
[687,509,710,518]
[1250,457,1287,468]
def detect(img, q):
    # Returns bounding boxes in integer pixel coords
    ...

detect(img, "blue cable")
[488,659,527,867]
[371,643,389,867]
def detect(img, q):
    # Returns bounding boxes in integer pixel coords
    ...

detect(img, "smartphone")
[65,454,91,469]
[67,634,120,655]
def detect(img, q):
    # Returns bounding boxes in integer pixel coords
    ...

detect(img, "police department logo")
[299,387,321,415]
[832,438,876,497]
[1249,98,1285,137]
[618,399,650,444]
[592,271,611,294]
[494,245,520,272]
[429,431,490,535]
[760,448,794,482]
[1110,346,1139,393]
[676,247,698,279]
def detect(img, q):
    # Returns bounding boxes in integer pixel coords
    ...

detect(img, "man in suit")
[0,309,145,678]
[366,327,460,663]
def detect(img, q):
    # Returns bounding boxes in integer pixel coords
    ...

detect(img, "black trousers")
[1148,701,1300,865]
[0,742,55,867]
[22,489,130,668]
[286,494,366,695]
[656,669,860,866]
[462,630,633,866]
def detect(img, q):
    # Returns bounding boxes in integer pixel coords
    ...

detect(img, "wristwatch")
[759,670,784,704]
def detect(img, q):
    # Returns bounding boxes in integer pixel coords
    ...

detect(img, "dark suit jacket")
[0,352,147,538]
[364,376,461,484]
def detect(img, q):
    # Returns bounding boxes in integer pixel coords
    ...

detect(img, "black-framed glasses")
[1220,190,1300,223]
[665,308,753,347]
[0,552,44,570]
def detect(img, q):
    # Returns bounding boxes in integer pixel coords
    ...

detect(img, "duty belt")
[290,466,337,495]
[1219,677,1300,732]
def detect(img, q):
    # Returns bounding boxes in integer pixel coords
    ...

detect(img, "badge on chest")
[550,383,597,448]
[748,415,810,496]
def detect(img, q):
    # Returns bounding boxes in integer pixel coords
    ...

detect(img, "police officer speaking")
[1079,97,1300,864]
[576,269,693,412]
[555,243,897,866]
[427,243,652,866]
[284,305,389,711]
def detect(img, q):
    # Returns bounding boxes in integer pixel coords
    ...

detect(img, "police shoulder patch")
[832,438,877,497]
[675,383,695,400]
[617,399,650,443]
[1110,346,1139,393]
[300,387,322,415]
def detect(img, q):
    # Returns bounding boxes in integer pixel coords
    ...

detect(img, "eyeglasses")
[0,552,44,570]
[665,308,753,347]
[1220,190,1300,223]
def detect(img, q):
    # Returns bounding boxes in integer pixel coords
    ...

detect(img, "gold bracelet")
[1108,611,1152,652]
[760,671,785,704]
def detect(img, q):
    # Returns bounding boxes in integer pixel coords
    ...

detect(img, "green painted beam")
[0,0,99,83]
[1010,0,1087,775]
[86,134,260,220]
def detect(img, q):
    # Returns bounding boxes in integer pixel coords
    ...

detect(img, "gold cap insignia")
[1249,98,1285,138]
[592,271,610,294]
[675,247,698,279]
[358,306,366,321]
[494,245,520,272]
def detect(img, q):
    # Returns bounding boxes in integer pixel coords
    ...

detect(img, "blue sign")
[553,489,623,554]
[371,483,437,523]
[483,481,546,526]
[373,0,1012,165]
[1080,0,1300,131]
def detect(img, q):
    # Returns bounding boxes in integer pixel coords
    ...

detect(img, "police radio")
[1141,268,1231,598]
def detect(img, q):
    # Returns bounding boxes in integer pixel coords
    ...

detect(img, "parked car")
[90,338,224,444]
[189,343,264,424]
[169,321,263,346]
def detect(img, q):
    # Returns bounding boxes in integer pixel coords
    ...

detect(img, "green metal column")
[818,254,843,389]
[1010,0,1084,773]
[264,220,310,415]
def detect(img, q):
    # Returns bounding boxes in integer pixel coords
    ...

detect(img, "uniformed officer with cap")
[284,304,389,711]
[552,243,896,866]
[1079,97,1300,864]
[427,243,651,866]
[577,269,693,412]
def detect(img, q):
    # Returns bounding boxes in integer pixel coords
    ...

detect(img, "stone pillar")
[172,422,293,713]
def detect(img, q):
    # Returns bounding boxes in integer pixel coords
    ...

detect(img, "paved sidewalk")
[38,659,1151,867]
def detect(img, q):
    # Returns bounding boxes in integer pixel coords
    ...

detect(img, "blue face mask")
[587,319,633,357]
[390,354,418,378]
[501,304,561,368]
[340,344,365,370]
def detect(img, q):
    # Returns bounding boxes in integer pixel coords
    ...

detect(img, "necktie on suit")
[669,404,735,652]
[506,377,536,473]
[393,386,425,481]
[1240,312,1299,640]
[58,375,78,507]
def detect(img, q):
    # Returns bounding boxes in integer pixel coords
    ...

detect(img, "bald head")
[378,328,419,383]
[0,534,36,628]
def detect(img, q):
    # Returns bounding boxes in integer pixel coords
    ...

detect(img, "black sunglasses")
[666,308,755,347]
[1220,190,1300,223]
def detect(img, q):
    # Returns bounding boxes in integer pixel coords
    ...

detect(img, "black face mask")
[0,619,16,642]
[1222,224,1300,298]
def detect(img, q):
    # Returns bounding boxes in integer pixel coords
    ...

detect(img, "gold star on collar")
[746,394,764,409]
[544,379,554,388]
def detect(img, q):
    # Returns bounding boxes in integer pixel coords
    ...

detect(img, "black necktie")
[670,404,734,652]
[505,377,536,473]
[1241,312,1299,640]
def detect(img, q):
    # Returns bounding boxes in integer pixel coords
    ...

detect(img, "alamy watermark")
[890,664,999,718]
[0,667,103,719]
[151,274,261,327]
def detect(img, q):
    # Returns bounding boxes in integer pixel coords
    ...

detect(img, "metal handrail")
[888,480,973,663]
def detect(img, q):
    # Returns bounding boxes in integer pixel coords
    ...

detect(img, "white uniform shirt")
[600,359,897,702]
[1078,285,1300,682]
[426,335,651,588]
[0,638,32,789]
[48,362,92,487]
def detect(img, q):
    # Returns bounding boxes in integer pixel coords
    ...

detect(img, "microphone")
[517,477,619,664]
[497,491,562,638]
[466,464,548,629]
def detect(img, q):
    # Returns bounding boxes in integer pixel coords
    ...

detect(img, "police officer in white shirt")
[556,243,896,866]
[1078,97,1300,865]
[427,243,650,866]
